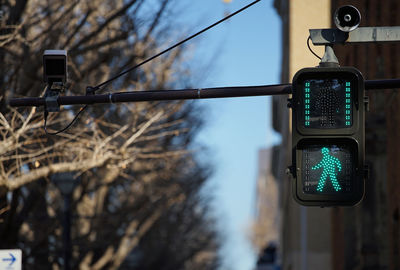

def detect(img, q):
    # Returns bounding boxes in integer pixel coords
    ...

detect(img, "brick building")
[271,0,400,269]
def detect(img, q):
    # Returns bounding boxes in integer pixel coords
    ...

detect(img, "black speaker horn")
[334,5,361,32]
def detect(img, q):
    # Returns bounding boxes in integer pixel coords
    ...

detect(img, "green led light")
[304,84,309,126]
[345,84,351,126]
[302,79,354,129]
[311,147,342,192]
[304,83,310,126]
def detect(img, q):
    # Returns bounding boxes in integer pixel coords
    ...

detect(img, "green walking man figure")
[311,147,342,192]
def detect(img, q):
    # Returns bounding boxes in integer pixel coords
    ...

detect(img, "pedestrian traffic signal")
[301,79,353,129]
[291,67,365,206]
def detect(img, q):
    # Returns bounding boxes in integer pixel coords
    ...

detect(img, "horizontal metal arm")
[8,84,292,107]
[310,26,400,45]
[7,79,400,108]
[365,78,400,89]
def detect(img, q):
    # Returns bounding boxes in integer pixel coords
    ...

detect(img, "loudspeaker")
[334,5,361,32]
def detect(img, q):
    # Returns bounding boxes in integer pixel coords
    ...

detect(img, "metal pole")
[7,84,292,107]
[63,194,71,270]
[7,79,400,108]
[309,26,400,45]
[365,79,400,90]
[300,206,308,270]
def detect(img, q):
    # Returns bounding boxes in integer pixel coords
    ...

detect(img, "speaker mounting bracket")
[309,26,400,46]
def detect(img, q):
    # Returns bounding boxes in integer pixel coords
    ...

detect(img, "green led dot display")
[302,80,352,129]
[302,144,353,194]
[304,84,311,126]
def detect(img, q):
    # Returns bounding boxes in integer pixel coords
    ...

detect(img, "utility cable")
[44,0,262,135]
[307,36,322,60]
[93,0,262,91]
[44,105,88,135]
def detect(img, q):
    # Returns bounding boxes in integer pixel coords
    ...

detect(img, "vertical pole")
[300,206,308,270]
[63,194,71,270]
[319,45,339,68]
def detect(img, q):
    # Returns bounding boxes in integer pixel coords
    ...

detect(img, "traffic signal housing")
[291,67,365,206]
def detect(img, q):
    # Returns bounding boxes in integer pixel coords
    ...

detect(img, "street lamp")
[51,172,80,270]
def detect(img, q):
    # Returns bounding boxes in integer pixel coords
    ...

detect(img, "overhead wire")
[307,36,322,60]
[44,105,88,135]
[44,0,262,135]
[93,0,262,92]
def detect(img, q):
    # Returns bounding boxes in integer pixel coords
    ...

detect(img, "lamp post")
[51,172,80,270]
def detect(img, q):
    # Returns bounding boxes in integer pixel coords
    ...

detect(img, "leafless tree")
[0,0,220,269]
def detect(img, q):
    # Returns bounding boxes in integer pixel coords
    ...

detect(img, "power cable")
[93,0,262,91]
[44,0,262,135]
[44,105,88,135]
[307,36,322,60]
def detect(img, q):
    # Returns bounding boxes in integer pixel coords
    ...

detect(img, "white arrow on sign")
[0,250,21,270]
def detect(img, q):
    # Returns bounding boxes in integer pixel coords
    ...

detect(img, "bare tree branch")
[0,0,221,268]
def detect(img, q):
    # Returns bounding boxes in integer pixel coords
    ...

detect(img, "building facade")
[272,1,332,270]
[272,0,400,269]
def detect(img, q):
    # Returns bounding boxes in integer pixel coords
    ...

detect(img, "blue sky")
[178,1,282,269]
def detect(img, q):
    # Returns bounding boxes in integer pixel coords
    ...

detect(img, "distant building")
[272,1,333,270]
[255,243,280,270]
[251,148,279,250]
[271,0,400,269]
[330,1,400,269]
[252,148,280,270]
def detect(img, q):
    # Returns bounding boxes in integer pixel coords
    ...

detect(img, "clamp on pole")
[319,45,340,68]
[44,83,63,112]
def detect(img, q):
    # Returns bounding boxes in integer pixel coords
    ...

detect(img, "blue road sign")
[0,250,21,270]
